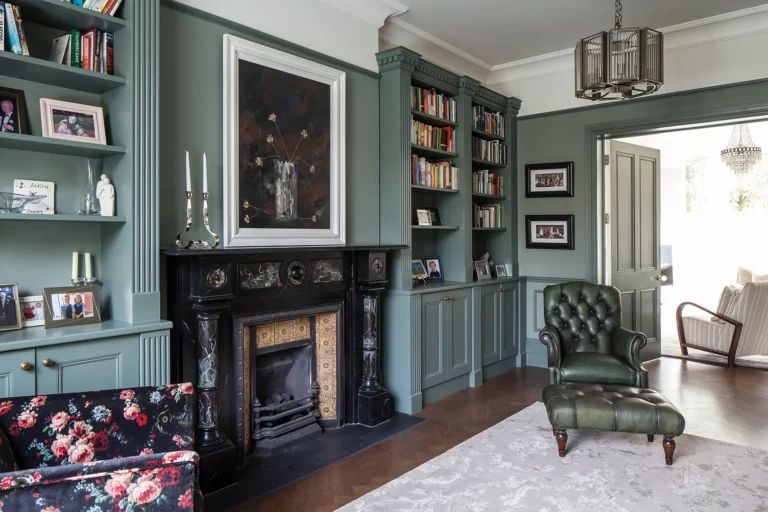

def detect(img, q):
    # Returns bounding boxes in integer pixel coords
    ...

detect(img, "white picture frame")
[223,34,346,247]
[39,98,107,145]
[19,295,45,327]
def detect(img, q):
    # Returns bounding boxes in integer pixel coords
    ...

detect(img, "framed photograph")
[474,261,492,281]
[525,162,574,198]
[39,98,107,145]
[411,260,428,280]
[223,34,346,247]
[416,209,432,226]
[42,286,102,329]
[0,284,22,332]
[424,257,443,281]
[19,295,45,327]
[0,87,28,134]
[425,207,441,226]
[13,179,55,214]
[495,265,507,278]
[525,215,575,250]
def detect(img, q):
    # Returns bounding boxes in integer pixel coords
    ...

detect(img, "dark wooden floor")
[239,358,768,511]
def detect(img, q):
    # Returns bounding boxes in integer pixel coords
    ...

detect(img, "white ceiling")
[393,0,768,66]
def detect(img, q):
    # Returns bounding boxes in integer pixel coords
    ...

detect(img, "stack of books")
[473,170,503,196]
[411,86,456,122]
[472,137,507,165]
[63,0,123,16]
[411,155,458,190]
[472,105,505,137]
[474,204,503,228]
[412,116,456,153]
[48,29,114,74]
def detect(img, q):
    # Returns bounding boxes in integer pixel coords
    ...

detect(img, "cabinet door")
[422,292,448,389]
[36,337,140,395]
[446,288,471,379]
[0,349,36,398]
[481,285,501,366]
[500,284,519,360]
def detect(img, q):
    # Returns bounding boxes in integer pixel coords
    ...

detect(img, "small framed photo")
[425,207,441,226]
[474,261,492,281]
[495,265,507,278]
[525,162,574,198]
[411,260,428,281]
[526,215,575,250]
[424,257,443,281]
[0,86,28,134]
[40,98,107,145]
[416,209,432,226]
[19,295,45,328]
[43,286,102,328]
[0,284,22,332]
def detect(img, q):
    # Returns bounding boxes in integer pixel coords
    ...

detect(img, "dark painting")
[238,59,331,230]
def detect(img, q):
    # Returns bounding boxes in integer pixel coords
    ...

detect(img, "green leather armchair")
[539,282,648,388]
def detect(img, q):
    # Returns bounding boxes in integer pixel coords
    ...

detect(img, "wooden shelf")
[0,132,126,158]
[472,193,506,200]
[411,109,458,127]
[473,227,507,231]
[0,213,126,223]
[472,157,507,169]
[412,185,459,194]
[13,0,126,32]
[0,51,126,94]
[412,225,460,231]
[411,144,458,159]
[472,129,505,141]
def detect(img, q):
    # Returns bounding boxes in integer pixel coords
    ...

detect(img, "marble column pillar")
[360,294,382,392]
[197,310,225,446]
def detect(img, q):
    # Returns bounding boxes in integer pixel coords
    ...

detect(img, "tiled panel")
[315,313,338,420]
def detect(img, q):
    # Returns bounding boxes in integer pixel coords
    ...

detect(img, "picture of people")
[52,109,96,138]
[535,225,565,239]
[525,162,574,198]
[0,284,22,332]
[496,265,507,277]
[40,99,107,145]
[525,215,575,250]
[0,87,28,134]
[50,292,95,321]
[20,295,45,328]
[425,258,443,281]
[416,209,432,226]
[534,172,565,188]
[475,261,492,280]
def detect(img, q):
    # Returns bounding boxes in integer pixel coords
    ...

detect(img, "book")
[4,3,22,55]
[49,34,71,64]
[13,179,55,215]
[103,32,114,74]
[12,4,29,56]
[0,4,5,53]
[68,29,81,67]
[73,0,84,6]
[105,0,122,15]
[81,29,96,70]
[93,30,101,72]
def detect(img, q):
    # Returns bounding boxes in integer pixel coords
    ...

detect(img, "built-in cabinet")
[481,284,519,366]
[422,288,472,389]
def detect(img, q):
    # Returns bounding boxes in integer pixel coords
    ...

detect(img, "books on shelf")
[474,204,503,228]
[472,105,505,137]
[473,170,503,196]
[65,0,124,17]
[0,5,4,52]
[47,29,114,74]
[3,2,28,56]
[411,86,456,122]
[411,155,458,190]
[411,116,456,153]
[472,137,507,165]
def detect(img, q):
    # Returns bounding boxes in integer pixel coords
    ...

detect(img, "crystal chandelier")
[721,124,762,176]
[575,0,664,101]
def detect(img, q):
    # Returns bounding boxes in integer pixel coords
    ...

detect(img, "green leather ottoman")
[543,383,686,465]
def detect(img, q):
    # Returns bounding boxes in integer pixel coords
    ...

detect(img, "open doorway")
[605,121,768,368]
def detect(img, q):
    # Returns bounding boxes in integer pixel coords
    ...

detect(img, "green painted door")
[422,292,447,389]
[500,284,519,360]
[0,349,36,398]
[481,285,500,366]
[36,337,140,395]
[610,140,662,361]
[446,288,471,379]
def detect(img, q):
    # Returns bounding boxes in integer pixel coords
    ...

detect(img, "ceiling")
[393,0,768,66]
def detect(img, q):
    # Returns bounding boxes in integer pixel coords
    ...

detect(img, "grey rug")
[339,403,768,511]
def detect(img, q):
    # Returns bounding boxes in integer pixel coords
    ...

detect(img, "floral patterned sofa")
[0,383,201,511]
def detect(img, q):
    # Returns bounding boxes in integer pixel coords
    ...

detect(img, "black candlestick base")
[358,389,393,427]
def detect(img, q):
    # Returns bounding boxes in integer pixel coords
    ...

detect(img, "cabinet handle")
[42,358,55,368]
[443,296,450,301]
[448,296,454,301]
[500,288,507,292]
[20,362,32,371]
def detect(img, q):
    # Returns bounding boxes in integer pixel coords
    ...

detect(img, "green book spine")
[69,29,81,68]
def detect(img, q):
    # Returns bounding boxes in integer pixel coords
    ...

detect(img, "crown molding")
[320,0,409,28]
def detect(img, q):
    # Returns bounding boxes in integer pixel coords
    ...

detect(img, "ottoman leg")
[553,429,567,457]
[647,434,654,442]
[662,436,676,465]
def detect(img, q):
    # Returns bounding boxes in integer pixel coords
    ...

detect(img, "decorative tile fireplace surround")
[164,246,400,493]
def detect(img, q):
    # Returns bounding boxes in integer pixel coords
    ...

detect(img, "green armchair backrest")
[543,282,622,354]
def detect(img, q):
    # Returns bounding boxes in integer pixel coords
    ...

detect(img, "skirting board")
[423,374,470,406]
[483,357,518,380]
[525,338,548,368]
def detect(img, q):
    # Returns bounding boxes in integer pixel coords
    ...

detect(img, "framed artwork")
[223,34,346,247]
[495,265,507,278]
[525,162,574,198]
[0,86,28,134]
[411,260,428,281]
[425,207,441,226]
[525,215,575,250]
[0,284,22,332]
[416,209,432,226]
[40,99,107,145]
[42,285,102,328]
[474,261,492,281]
[19,295,45,328]
[424,257,443,281]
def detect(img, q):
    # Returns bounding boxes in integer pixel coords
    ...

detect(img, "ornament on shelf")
[70,252,99,286]
[96,174,115,216]
[79,160,101,216]
[176,150,220,250]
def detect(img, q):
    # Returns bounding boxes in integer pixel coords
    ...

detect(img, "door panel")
[639,157,657,270]
[615,151,635,272]
[620,291,636,331]
[500,285,519,360]
[447,289,471,379]
[0,349,36,398]
[640,288,659,343]
[481,285,500,366]
[421,294,445,389]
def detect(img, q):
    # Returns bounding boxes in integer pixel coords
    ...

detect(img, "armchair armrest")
[676,302,743,368]
[539,326,563,368]
[611,326,648,387]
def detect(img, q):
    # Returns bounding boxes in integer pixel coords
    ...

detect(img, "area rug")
[661,337,768,370]
[338,402,768,511]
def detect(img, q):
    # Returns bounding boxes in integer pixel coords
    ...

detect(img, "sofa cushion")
[560,352,637,386]
[0,425,19,472]
[714,284,742,322]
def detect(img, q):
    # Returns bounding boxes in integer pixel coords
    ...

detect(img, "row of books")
[411,86,457,122]
[411,118,456,153]
[472,137,507,165]
[49,29,114,74]
[474,204,503,228]
[61,0,123,17]
[473,105,505,137]
[1,3,29,56]
[411,155,458,190]
[473,170,504,196]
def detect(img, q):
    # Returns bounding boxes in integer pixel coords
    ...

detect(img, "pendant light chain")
[615,0,622,29]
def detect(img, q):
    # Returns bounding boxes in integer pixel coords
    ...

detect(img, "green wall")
[158,1,381,248]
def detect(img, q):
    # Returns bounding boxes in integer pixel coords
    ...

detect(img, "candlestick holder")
[84,277,99,286]
[201,192,220,249]
[70,278,85,287]
[176,191,195,249]
[175,191,220,250]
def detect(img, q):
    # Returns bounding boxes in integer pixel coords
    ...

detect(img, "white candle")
[185,151,191,192]
[84,253,92,279]
[203,152,208,194]
[71,252,79,280]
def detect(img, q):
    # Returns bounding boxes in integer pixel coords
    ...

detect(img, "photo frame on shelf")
[525,162,574,198]
[42,285,102,329]
[40,99,107,145]
[19,295,45,328]
[416,208,432,226]
[495,265,507,278]
[411,260,428,281]
[0,283,22,332]
[425,207,441,226]
[525,214,575,250]
[474,260,492,281]
[424,257,443,282]
[0,86,29,135]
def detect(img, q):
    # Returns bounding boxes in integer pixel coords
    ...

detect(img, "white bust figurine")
[97,175,115,216]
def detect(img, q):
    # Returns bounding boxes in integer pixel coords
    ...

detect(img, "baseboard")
[423,374,470,406]
[483,357,518,380]
[469,369,483,387]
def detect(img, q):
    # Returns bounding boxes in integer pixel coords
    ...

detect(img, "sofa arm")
[611,326,648,385]
[539,326,563,368]
[0,451,200,511]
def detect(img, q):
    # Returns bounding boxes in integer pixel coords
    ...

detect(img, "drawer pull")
[20,362,32,371]
[448,296,454,301]
[42,358,55,368]
[500,288,507,292]
[443,296,451,301]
